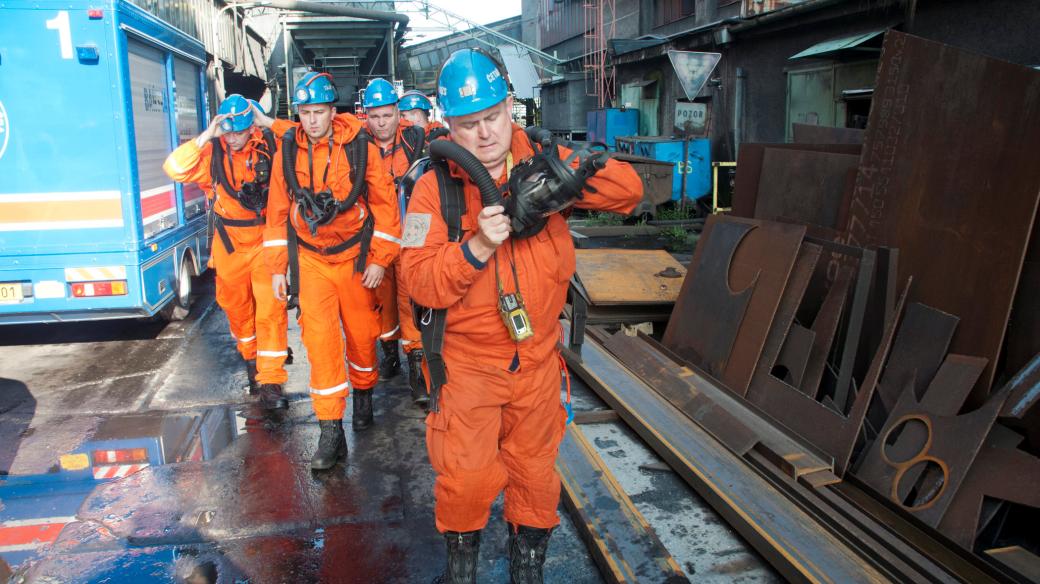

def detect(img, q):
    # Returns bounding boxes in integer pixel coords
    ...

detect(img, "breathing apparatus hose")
[282,131,369,235]
[429,139,502,208]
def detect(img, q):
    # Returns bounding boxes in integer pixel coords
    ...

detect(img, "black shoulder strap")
[261,128,277,159]
[419,160,467,411]
[209,137,237,200]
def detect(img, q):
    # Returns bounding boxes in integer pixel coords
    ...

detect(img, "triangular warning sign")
[668,51,721,100]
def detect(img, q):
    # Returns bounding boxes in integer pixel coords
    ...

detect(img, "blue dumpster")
[615,136,711,201]
[586,109,639,150]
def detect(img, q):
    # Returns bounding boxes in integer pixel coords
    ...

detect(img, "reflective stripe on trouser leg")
[299,253,351,420]
[499,360,567,530]
[248,245,289,385]
[336,263,380,390]
[426,357,515,533]
[395,257,423,352]
[213,238,258,360]
[375,261,401,341]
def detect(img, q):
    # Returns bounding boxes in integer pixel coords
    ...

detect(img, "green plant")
[584,211,624,226]
[656,205,697,221]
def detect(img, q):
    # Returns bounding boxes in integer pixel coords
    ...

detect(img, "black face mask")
[504,132,608,239]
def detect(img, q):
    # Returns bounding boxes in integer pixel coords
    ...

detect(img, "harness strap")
[418,160,467,413]
[213,215,266,254]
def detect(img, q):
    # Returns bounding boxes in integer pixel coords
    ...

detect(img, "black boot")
[379,340,400,380]
[432,530,480,584]
[310,419,346,470]
[508,524,553,584]
[352,389,374,431]
[245,359,259,395]
[259,383,288,410]
[408,350,429,408]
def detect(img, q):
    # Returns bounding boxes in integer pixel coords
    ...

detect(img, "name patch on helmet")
[296,88,310,101]
[402,213,432,248]
[459,82,477,98]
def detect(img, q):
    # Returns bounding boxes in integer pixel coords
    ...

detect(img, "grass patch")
[655,205,698,221]
[584,211,625,226]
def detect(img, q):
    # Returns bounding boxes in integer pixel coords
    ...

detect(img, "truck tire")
[160,255,193,321]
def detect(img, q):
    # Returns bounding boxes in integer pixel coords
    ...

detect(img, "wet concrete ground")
[0,275,777,583]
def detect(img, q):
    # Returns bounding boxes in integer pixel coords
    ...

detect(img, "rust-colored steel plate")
[792,123,865,145]
[847,30,1040,398]
[753,148,860,230]
[732,143,862,219]
[801,266,853,398]
[750,242,822,390]
[662,217,756,379]
[776,324,816,389]
[889,354,988,503]
[870,302,959,427]
[574,249,687,306]
[855,374,1007,528]
[748,280,911,477]
[941,425,1040,550]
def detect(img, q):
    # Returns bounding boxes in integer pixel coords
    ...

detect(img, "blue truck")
[0,407,237,571]
[0,0,212,324]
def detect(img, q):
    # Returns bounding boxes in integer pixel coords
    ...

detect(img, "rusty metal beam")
[562,337,891,583]
[556,424,690,583]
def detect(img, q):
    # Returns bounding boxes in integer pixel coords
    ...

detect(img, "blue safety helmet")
[398,90,433,112]
[437,49,509,118]
[218,94,254,132]
[293,71,338,108]
[363,78,398,109]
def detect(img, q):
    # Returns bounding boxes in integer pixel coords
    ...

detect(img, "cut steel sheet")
[750,243,822,393]
[847,30,1040,398]
[747,279,911,477]
[662,217,757,379]
[801,266,853,398]
[792,123,865,145]
[775,324,815,389]
[732,143,862,219]
[664,216,807,396]
[753,148,860,230]
[869,302,959,428]
[855,375,1008,528]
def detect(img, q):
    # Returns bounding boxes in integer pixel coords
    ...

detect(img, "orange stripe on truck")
[0,199,122,224]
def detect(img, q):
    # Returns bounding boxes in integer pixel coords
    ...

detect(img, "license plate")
[0,282,23,302]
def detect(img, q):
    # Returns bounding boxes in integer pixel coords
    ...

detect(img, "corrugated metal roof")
[790,29,886,60]
[610,37,667,57]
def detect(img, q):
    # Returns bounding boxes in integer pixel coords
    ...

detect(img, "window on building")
[654,0,695,27]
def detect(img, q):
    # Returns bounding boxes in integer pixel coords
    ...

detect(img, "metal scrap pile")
[565,30,1040,584]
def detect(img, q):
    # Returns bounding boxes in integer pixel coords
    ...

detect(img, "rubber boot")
[508,524,554,584]
[310,419,346,470]
[408,349,429,408]
[431,530,480,584]
[379,340,401,380]
[259,383,288,410]
[352,389,374,431]
[245,359,259,395]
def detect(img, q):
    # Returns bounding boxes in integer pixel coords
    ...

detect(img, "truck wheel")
[160,256,193,321]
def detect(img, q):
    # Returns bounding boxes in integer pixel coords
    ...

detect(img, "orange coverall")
[402,124,642,532]
[163,121,295,385]
[371,119,425,354]
[264,114,401,420]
